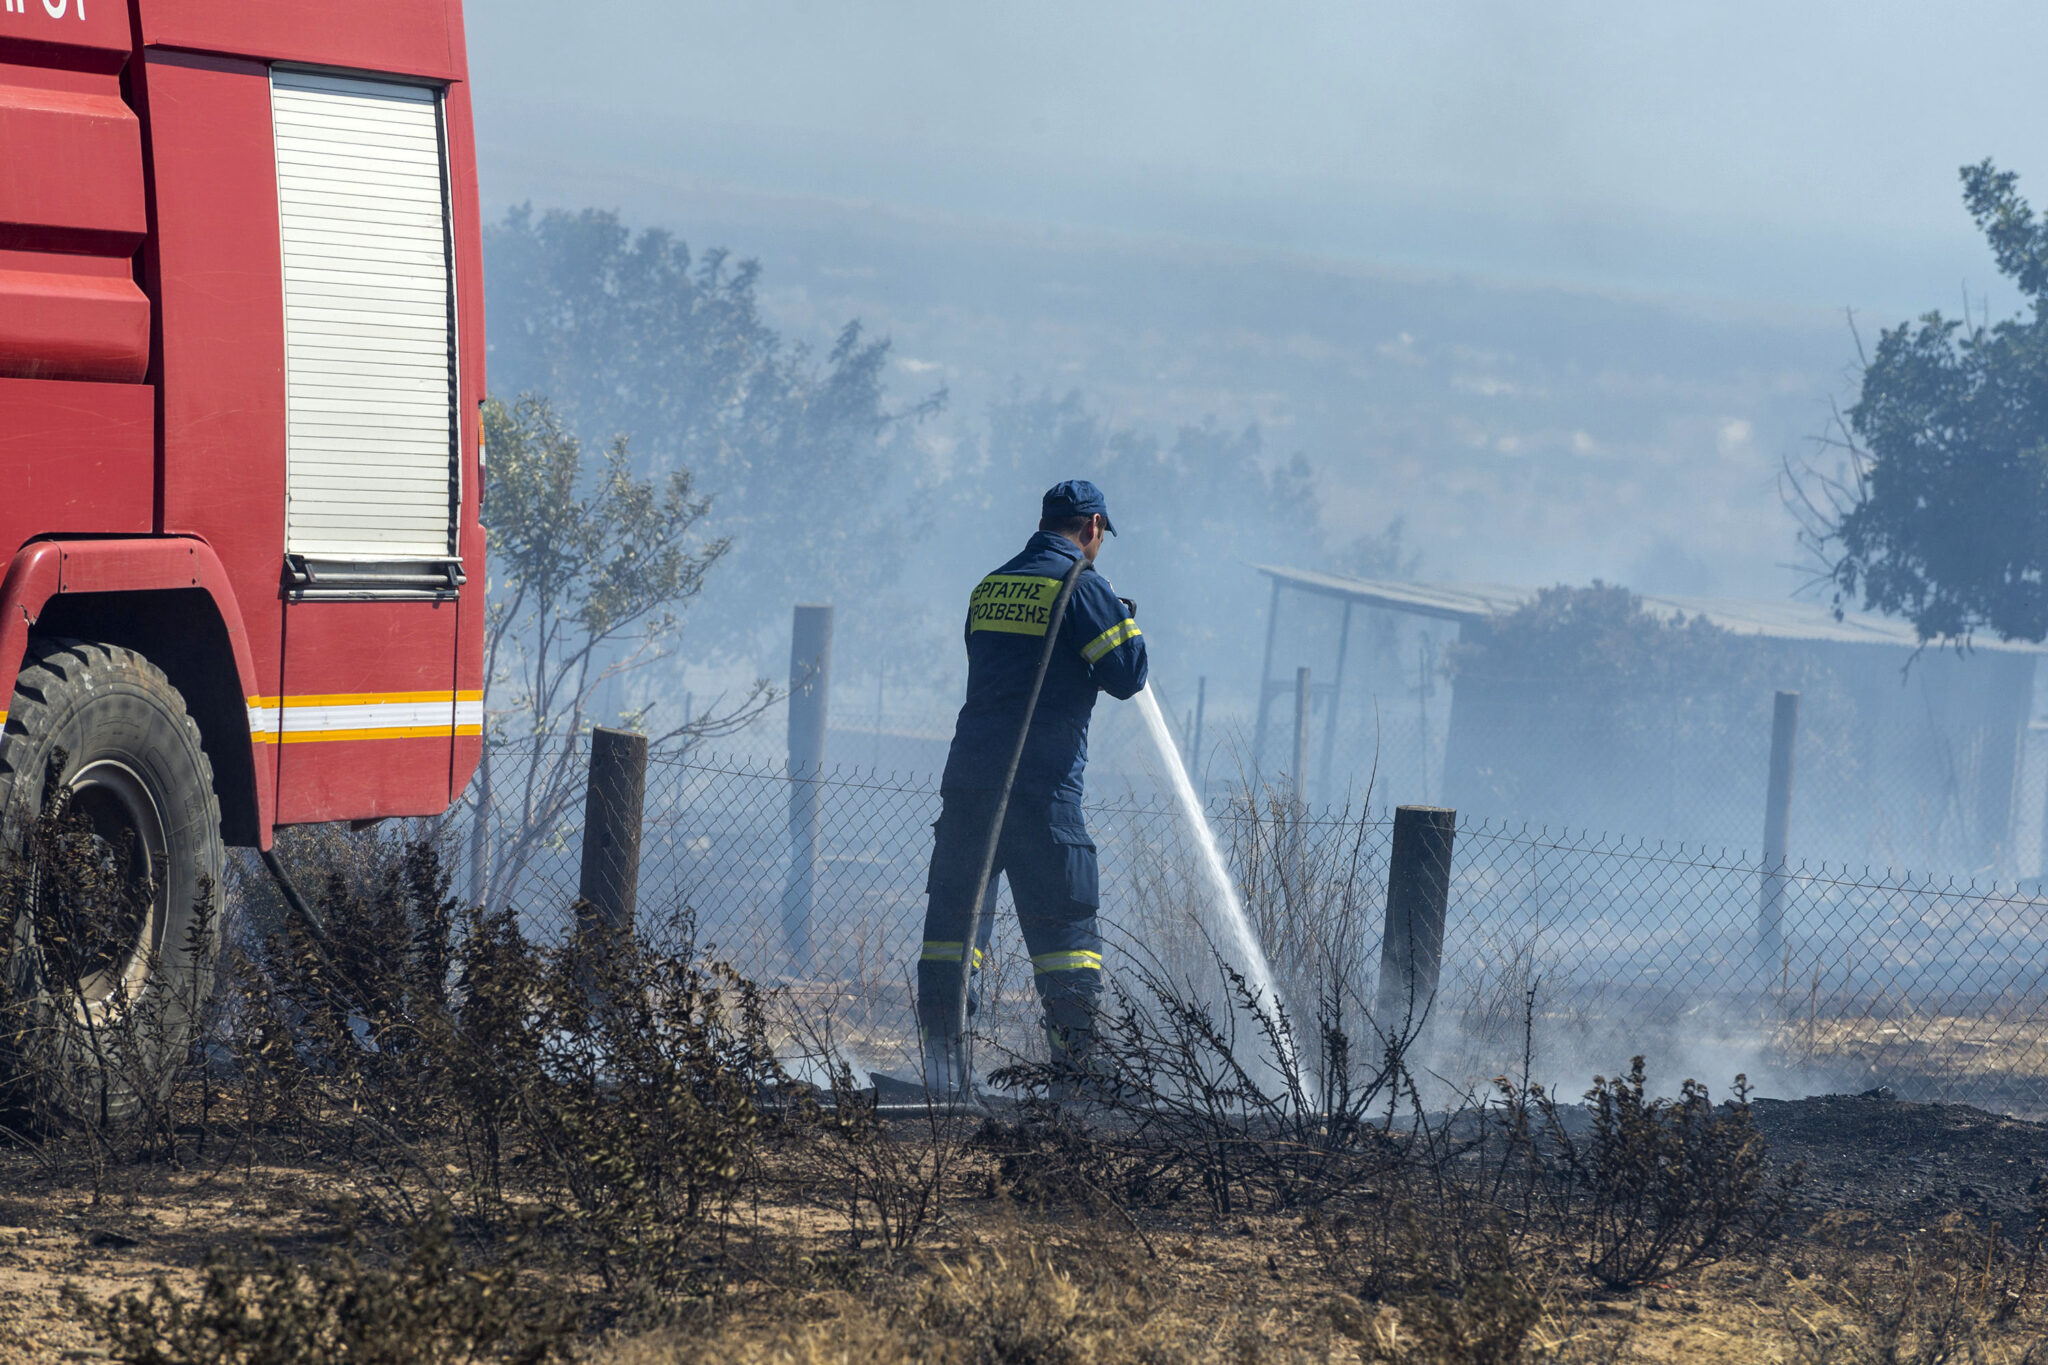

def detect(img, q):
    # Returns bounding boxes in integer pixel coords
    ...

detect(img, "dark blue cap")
[1042,479,1117,535]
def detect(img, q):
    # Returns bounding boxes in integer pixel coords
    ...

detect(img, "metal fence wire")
[454,741,2048,1120]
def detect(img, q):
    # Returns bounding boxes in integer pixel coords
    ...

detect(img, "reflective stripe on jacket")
[940,531,1148,804]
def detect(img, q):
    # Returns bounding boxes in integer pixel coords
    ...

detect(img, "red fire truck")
[0,0,484,1106]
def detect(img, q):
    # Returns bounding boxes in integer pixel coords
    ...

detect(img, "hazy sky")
[470,1,2048,315]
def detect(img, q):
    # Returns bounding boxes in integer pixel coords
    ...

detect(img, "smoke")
[462,7,2048,1118]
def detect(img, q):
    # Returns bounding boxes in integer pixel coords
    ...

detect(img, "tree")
[1331,517,1420,582]
[1802,160,2048,644]
[469,396,770,904]
[483,207,941,658]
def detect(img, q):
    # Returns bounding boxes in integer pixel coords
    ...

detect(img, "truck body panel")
[0,50,150,382]
[137,0,461,81]
[0,378,154,531]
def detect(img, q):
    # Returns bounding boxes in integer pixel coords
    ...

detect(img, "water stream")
[1132,687,1284,1011]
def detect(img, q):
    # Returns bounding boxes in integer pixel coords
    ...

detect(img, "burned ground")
[1756,1092,2048,1241]
[0,1090,2044,1363]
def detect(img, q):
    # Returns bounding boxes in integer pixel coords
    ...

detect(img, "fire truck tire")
[0,638,226,1124]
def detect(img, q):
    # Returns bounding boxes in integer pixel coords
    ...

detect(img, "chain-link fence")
[453,739,2048,1119]
[1276,683,2048,883]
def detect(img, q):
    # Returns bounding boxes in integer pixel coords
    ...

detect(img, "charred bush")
[233,826,459,1090]
[972,1114,1146,1216]
[221,828,800,1308]
[793,1050,964,1258]
[999,944,1797,1310]
[63,1200,572,1365]
[1548,1057,1792,1288]
[505,933,789,1300]
[994,949,1412,1218]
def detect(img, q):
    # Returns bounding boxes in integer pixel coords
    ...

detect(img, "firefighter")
[917,479,1149,1097]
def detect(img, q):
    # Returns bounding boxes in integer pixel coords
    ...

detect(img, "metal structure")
[1757,690,1799,961]
[1249,565,2046,877]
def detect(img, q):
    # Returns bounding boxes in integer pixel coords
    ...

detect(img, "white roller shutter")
[272,70,457,564]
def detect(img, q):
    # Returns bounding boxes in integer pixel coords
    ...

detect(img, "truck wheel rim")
[64,759,168,1015]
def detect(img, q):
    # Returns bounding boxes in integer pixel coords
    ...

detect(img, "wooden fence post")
[1377,805,1457,1030]
[578,726,648,940]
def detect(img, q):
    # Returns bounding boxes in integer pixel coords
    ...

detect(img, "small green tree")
[1803,160,2048,644]
[471,395,770,904]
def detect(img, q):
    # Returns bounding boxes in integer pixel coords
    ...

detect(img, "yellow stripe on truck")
[277,725,463,744]
[247,691,485,744]
[248,690,483,707]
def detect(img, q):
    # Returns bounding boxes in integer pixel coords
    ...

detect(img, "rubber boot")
[1045,1022,1112,1105]
[916,1004,986,1113]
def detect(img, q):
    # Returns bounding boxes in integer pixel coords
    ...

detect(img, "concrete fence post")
[1293,666,1312,803]
[1757,689,1800,964]
[1376,805,1457,1031]
[577,726,648,940]
[1251,577,1283,779]
[468,742,491,908]
[782,603,834,967]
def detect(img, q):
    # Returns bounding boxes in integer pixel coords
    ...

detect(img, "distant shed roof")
[1252,565,2045,653]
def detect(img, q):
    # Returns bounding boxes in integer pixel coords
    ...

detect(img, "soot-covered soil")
[1753,1092,2048,1237]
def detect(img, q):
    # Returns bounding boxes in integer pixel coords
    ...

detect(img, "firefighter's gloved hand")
[1118,596,1138,620]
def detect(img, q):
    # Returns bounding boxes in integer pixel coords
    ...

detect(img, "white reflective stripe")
[283,700,455,732]
[245,695,477,741]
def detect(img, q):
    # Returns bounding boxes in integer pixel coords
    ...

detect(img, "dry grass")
[1770,1010,2048,1113]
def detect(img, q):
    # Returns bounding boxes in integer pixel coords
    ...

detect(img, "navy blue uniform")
[918,531,1147,1070]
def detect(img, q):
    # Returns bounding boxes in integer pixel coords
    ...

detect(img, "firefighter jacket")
[940,531,1149,805]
